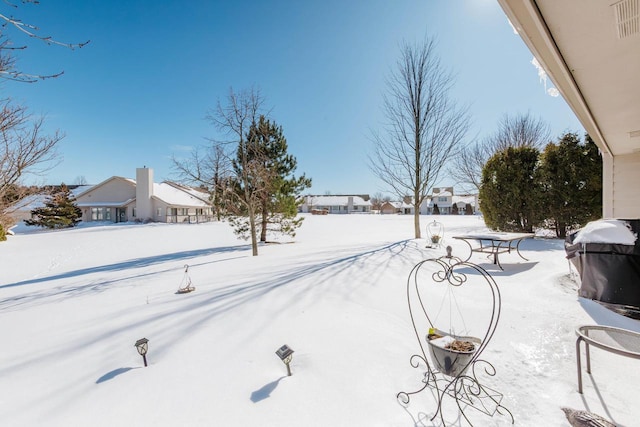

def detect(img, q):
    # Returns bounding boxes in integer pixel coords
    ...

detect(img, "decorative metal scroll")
[397,249,513,426]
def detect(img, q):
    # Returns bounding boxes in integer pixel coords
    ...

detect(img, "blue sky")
[5,0,584,196]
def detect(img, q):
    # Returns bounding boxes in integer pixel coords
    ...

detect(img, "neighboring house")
[74,167,213,223]
[423,187,454,215]
[380,201,414,215]
[379,202,396,215]
[377,188,478,215]
[497,0,640,218]
[300,195,372,214]
[452,194,480,215]
[415,188,478,215]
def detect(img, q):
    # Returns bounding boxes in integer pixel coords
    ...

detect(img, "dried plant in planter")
[447,340,475,352]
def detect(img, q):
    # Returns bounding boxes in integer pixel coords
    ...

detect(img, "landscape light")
[135,338,149,367]
[276,344,294,376]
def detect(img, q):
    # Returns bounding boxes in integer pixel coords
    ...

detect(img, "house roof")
[306,195,372,206]
[452,195,476,205]
[152,182,210,207]
[387,201,412,209]
[432,187,453,197]
[13,186,95,211]
[497,0,640,156]
[73,175,210,208]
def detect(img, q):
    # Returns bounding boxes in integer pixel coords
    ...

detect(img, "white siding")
[76,178,135,204]
[613,152,640,218]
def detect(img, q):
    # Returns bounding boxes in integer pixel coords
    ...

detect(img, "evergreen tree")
[480,146,542,232]
[433,204,440,215]
[451,203,459,215]
[539,133,602,238]
[465,203,474,215]
[25,184,82,229]
[228,116,311,242]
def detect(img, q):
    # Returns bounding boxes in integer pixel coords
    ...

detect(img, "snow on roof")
[573,219,638,245]
[12,194,46,211]
[306,195,371,206]
[70,185,96,197]
[388,201,412,209]
[432,187,453,197]
[13,186,95,211]
[452,195,475,205]
[152,182,210,207]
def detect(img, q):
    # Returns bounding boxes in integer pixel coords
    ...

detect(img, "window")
[438,197,448,202]
[91,207,111,221]
[132,208,136,218]
[178,208,188,216]
[196,208,203,215]
[156,208,162,217]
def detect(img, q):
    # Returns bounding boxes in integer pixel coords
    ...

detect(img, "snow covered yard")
[1,214,639,426]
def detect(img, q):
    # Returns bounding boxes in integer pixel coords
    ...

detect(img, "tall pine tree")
[228,116,311,242]
[25,184,82,229]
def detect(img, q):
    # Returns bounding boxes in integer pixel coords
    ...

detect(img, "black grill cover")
[565,219,640,309]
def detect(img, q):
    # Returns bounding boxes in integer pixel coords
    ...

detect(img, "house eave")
[496,0,612,155]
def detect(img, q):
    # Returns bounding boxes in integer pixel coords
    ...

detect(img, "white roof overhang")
[497,0,640,156]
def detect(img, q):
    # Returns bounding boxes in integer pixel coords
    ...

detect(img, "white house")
[452,194,479,215]
[380,201,414,215]
[418,188,478,215]
[300,195,372,214]
[74,167,213,223]
[423,187,454,214]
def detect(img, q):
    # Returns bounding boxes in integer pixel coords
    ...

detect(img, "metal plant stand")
[397,248,513,426]
[176,264,196,294]
[426,220,445,248]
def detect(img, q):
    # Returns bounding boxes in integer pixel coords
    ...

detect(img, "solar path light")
[276,345,294,376]
[135,338,149,367]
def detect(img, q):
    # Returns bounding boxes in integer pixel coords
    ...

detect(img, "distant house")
[422,187,454,214]
[419,187,479,215]
[380,201,413,215]
[300,195,372,214]
[380,201,397,215]
[452,194,479,215]
[74,167,213,223]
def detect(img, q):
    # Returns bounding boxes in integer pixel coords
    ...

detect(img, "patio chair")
[575,325,640,394]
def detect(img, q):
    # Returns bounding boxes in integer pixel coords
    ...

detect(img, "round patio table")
[575,325,640,393]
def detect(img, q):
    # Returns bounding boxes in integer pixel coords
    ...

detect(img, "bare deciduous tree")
[171,144,233,221]
[451,112,551,193]
[491,112,550,152]
[369,38,470,238]
[0,1,89,82]
[449,138,487,193]
[0,102,64,229]
[208,87,265,256]
[0,2,88,233]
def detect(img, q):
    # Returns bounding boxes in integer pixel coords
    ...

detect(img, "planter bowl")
[427,334,481,377]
